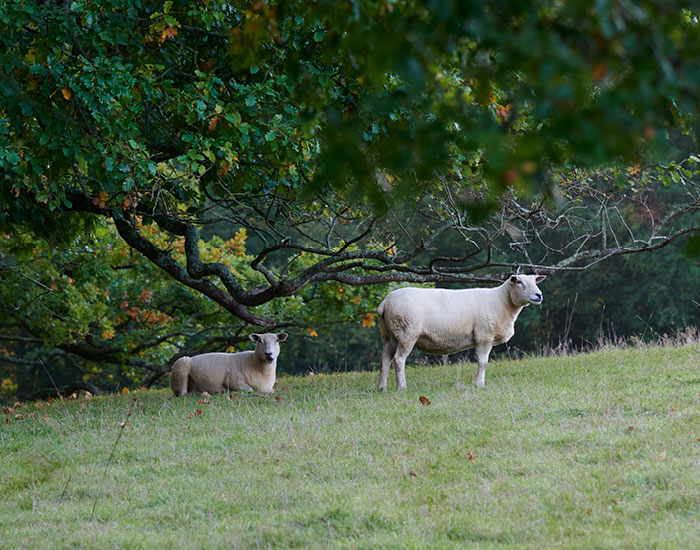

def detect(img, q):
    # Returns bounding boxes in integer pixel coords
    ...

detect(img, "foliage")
[3,1,700,394]
[3,344,700,548]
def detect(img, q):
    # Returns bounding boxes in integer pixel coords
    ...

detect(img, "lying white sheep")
[171,332,288,396]
[376,274,545,390]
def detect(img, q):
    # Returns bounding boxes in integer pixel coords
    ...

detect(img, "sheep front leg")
[474,343,493,388]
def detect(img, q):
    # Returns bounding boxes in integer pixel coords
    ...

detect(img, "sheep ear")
[249,333,261,343]
[535,275,547,283]
[510,275,518,284]
[277,331,288,342]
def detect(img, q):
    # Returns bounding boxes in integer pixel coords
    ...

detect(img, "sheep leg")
[393,342,413,391]
[377,337,398,392]
[170,357,191,397]
[474,343,492,388]
[238,382,254,392]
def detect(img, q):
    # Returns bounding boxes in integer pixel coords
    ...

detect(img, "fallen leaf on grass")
[274,396,281,402]
[408,470,417,477]
[14,414,23,420]
[119,422,132,428]
[4,418,10,425]
[186,409,203,419]
[466,451,475,461]
[586,508,592,516]
[2,406,15,415]
[197,399,211,405]
[628,425,635,430]
[657,450,666,461]
[418,396,430,406]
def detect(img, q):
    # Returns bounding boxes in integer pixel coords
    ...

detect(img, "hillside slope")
[2,344,700,549]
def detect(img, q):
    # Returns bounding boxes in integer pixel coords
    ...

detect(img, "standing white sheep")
[376,274,545,390]
[171,332,288,396]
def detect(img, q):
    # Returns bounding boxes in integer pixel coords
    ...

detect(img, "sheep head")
[249,331,288,363]
[508,274,546,307]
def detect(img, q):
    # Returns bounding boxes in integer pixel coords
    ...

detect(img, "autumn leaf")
[593,62,607,81]
[92,191,109,209]
[495,103,511,123]
[466,451,475,461]
[60,86,72,100]
[418,396,430,406]
[101,328,116,340]
[307,328,318,337]
[197,398,211,405]
[360,313,375,328]
[164,26,178,38]
[657,450,666,461]
[121,387,130,394]
[274,396,281,402]
[208,116,219,131]
[138,289,153,303]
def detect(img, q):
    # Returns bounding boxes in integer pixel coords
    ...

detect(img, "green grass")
[2,343,700,549]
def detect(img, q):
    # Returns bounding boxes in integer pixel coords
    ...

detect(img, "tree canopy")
[2,1,700,396]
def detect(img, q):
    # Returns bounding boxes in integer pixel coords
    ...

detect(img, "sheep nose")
[535,293,542,301]
[265,352,274,361]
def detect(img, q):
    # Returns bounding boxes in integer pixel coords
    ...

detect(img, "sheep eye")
[517,280,524,286]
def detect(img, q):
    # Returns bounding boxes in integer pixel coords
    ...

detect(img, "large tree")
[3,1,700,394]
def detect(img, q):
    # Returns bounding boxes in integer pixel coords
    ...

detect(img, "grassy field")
[2,343,700,549]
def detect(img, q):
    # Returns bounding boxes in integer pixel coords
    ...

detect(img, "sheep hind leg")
[170,357,191,397]
[378,337,398,392]
[393,342,414,391]
[474,343,493,388]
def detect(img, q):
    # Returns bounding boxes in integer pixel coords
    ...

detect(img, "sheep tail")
[376,300,385,318]
[170,356,192,397]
